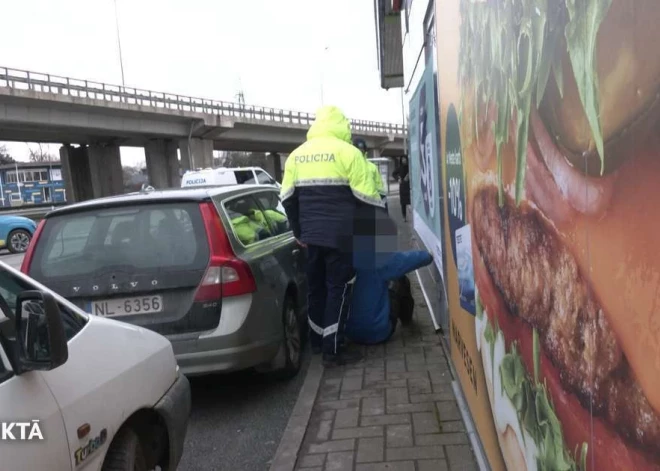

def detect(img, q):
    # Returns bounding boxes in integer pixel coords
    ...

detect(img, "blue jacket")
[346,250,433,344]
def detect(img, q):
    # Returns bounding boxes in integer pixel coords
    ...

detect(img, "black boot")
[323,350,363,368]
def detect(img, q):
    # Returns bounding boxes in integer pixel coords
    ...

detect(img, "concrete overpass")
[0,66,407,202]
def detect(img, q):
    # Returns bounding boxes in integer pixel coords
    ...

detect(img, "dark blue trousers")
[306,245,355,355]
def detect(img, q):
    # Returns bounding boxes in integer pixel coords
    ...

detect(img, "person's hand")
[295,239,307,248]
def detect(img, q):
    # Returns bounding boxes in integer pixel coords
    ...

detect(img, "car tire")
[101,427,148,471]
[274,295,302,380]
[7,229,31,254]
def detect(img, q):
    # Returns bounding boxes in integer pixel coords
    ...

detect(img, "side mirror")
[14,290,68,374]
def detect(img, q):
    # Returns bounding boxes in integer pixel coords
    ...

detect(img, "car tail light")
[20,220,46,274]
[195,201,256,302]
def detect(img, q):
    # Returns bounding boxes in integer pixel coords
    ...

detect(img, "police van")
[181,167,280,189]
[0,260,190,470]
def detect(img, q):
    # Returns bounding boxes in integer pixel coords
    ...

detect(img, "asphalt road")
[0,251,25,270]
[179,356,310,471]
[3,249,310,471]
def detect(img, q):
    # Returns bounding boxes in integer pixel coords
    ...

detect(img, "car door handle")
[292,249,300,256]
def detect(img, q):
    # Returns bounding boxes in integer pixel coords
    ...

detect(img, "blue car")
[0,215,37,253]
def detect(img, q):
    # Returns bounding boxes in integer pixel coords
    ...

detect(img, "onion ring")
[525,140,576,228]
[529,110,617,218]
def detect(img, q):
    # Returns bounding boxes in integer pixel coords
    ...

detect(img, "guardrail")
[0,204,58,220]
[0,66,407,135]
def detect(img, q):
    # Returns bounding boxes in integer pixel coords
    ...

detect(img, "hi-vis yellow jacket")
[280,106,385,249]
[230,215,262,245]
[248,208,288,234]
[368,161,386,197]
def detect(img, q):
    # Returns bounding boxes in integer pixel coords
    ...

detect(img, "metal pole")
[15,162,22,203]
[48,158,53,203]
[0,167,5,207]
[400,87,407,153]
[320,46,329,106]
[113,0,126,90]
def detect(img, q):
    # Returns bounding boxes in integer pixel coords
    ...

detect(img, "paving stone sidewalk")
[294,198,479,471]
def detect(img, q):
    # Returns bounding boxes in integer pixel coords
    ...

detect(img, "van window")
[220,195,277,246]
[253,191,290,236]
[255,170,276,185]
[234,170,254,184]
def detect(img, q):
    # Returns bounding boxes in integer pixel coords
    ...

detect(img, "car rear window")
[30,203,210,279]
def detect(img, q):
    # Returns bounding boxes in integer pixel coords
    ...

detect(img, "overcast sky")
[0,0,403,166]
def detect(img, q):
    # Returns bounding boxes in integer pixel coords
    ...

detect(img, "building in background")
[0,161,66,207]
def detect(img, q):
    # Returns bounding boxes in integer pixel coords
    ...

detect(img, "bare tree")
[122,165,147,192]
[28,143,59,163]
[0,145,15,165]
[220,151,267,168]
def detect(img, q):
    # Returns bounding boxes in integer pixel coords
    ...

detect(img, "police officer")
[354,137,387,203]
[353,137,368,156]
[280,106,385,367]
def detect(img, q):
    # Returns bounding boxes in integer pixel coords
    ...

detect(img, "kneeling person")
[346,249,433,344]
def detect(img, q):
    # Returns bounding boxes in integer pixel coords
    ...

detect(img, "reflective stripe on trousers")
[308,274,355,339]
[306,245,355,355]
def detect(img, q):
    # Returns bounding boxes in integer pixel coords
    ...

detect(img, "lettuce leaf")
[476,293,484,320]
[495,328,587,470]
[564,0,612,174]
[458,0,611,201]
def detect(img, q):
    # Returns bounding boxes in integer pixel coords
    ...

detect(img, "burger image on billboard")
[457,0,660,470]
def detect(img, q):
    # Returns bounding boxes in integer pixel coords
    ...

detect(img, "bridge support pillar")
[145,139,180,189]
[87,144,124,199]
[179,138,213,172]
[60,145,94,203]
[267,152,284,182]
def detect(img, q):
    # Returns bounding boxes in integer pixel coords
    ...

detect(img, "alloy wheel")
[284,303,301,368]
[10,231,30,253]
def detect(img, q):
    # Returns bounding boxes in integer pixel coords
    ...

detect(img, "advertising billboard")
[408,63,444,278]
[436,0,660,470]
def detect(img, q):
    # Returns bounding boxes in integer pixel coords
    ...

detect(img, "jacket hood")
[306,106,352,143]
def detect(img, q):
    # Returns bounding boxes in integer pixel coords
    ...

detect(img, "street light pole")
[14,161,22,204]
[320,46,329,106]
[113,0,126,90]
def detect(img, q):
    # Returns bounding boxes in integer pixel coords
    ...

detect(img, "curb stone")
[269,355,324,471]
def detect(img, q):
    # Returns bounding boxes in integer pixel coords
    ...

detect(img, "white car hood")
[40,315,178,469]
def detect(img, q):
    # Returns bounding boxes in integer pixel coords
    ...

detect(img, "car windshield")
[30,203,210,279]
[0,268,86,334]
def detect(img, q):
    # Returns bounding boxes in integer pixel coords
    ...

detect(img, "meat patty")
[472,184,660,454]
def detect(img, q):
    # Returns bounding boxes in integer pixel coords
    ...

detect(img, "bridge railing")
[0,66,406,135]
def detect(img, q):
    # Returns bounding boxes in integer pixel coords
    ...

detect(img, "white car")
[181,166,280,189]
[0,261,190,470]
